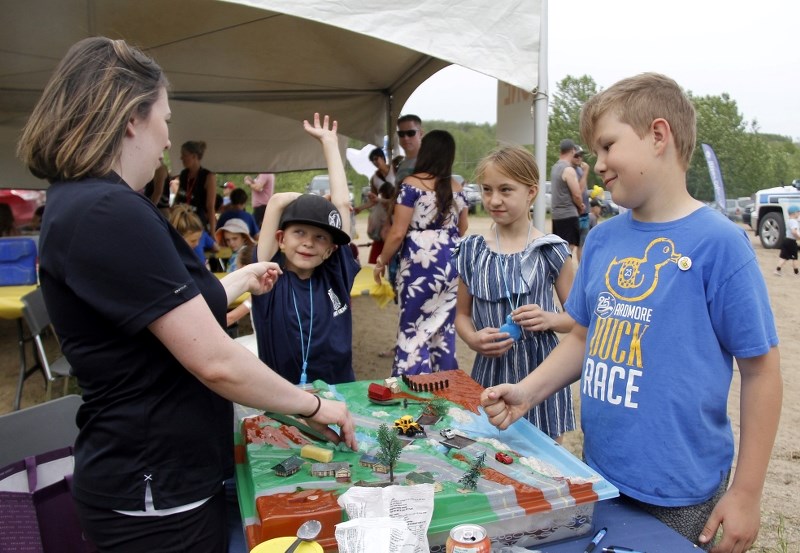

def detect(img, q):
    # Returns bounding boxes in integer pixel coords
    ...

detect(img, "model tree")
[376,423,403,483]
[458,451,486,491]
[425,398,449,418]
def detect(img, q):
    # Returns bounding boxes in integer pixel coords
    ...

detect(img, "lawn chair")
[14,288,73,410]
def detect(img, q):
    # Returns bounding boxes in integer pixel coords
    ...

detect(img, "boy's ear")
[275,229,285,250]
[322,244,338,260]
[651,118,671,156]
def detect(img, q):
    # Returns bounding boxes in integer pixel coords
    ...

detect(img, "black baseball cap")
[279,194,351,245]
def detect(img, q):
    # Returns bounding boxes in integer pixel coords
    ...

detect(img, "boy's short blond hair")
[580,73,696,169]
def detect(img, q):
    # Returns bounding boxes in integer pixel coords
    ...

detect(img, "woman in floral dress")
[373,130,468,375]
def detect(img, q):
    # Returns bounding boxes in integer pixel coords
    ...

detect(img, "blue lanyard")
[290,277,313,386]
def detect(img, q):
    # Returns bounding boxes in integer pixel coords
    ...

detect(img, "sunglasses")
[397,129,418,138]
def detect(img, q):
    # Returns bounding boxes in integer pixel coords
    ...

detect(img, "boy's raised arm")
[256,192,300,262]
[303,113,351,234]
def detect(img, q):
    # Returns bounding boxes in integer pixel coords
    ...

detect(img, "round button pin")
[678,256,692,271]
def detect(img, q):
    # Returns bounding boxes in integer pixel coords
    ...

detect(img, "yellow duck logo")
[605,238,682,301]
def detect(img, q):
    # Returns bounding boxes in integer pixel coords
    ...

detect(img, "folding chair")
[0,394,81,468]
[14,288,73,410]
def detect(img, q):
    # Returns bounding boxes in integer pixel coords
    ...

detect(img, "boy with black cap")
[252,114,358,386]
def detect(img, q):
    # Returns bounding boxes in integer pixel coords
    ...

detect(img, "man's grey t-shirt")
[550,159,578,219]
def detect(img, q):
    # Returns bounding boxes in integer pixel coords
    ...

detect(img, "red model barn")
[368,383,392,401]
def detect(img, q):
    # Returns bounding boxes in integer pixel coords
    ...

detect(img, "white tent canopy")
[0,0,541,189]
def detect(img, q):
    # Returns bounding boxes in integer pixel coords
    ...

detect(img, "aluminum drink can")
[445,524,491,553]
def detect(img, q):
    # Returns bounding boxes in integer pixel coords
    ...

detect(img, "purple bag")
[0,446,96,552]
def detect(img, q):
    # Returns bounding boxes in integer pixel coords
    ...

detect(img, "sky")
[403,0,797,140]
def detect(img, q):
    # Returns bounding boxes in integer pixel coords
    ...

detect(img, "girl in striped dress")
[454,146,576,442]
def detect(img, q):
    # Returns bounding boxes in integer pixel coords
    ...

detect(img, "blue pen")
[602,547,648,553]
[583,527,607,553]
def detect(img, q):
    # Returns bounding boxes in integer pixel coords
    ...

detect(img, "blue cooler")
[0,238,37,285]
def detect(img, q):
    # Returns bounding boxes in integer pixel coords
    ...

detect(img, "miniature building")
[359,453,379,468]
[271,455,304,477]
[372,462,390,474]
[405,471,443,492]
[310,461,351,478]
[368,383,392,401]
[384,377,400,393]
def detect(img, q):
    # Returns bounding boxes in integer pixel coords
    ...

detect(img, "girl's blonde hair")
[474,145,540,190]
[17,37,168,183]
[169,205,204,236]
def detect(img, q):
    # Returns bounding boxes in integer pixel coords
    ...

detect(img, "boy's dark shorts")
[552,216,580,247]
[779,237,798,260]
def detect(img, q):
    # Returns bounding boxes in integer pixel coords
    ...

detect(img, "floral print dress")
[392,183,467,376]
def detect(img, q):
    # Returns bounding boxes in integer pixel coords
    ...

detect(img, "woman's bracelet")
[298,394,321,419]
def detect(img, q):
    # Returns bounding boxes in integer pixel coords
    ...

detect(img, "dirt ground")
[0,214,797,551]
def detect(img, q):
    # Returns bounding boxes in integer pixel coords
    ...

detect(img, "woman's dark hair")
[412,130,456,221]
[369,147,385,162]
[17,37,168,182]
[182,141,207,159]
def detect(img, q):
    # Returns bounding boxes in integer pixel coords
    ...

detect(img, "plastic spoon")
[284,519,322,553]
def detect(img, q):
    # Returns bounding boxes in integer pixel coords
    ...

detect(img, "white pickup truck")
[748,180,800,248]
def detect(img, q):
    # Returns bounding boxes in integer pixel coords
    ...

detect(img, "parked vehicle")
[725,197,752,222]
[748,181,800,248]
[440,428,455,440]
[306,174,354,203]
[463,184,481,214]
[602,191,619,217]
[529,181,552,214]
[0,189,46,227]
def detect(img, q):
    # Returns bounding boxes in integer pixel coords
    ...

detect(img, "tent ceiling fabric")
[0,0,540,188]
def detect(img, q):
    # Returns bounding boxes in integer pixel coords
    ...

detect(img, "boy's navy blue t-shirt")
[251,246,359,385]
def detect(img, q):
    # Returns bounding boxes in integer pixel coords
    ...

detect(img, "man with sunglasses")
[395,114,424,184]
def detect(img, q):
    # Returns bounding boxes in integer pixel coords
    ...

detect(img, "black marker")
[602,546,648,553]
[583,527,607,553]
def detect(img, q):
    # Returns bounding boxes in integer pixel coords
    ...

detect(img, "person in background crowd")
[217,188,260,239]
[172,140,218,235]
[221,181,235,208]
[550,139,585,257]
[374,130,468,376]
[394,114,423,186]
[774,204,800,276]
[244,173,275,228]
[16,36,356,552]
[0,203,19,236]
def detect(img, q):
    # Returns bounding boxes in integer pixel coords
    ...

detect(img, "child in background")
[252,113,359,386]
[218,187,260,238]
[454,145,576,442]
[168,205,218,267]
[588,198,602,230]
[481,73,782,552]
[226,242,255,328]
[366,182,394,264]
[216,218,254,273]
[774,204,800,276]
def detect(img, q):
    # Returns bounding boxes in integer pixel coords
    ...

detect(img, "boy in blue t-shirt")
[480,73,782,552]
[251,114,358,386]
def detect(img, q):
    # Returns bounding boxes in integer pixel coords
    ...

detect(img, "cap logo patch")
[328,210,342,230]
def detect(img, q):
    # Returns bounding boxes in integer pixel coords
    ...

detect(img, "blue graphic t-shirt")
[566,206,777,506]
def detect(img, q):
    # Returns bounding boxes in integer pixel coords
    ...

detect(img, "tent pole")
[386,94,395,158]
[532,0,549,232]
